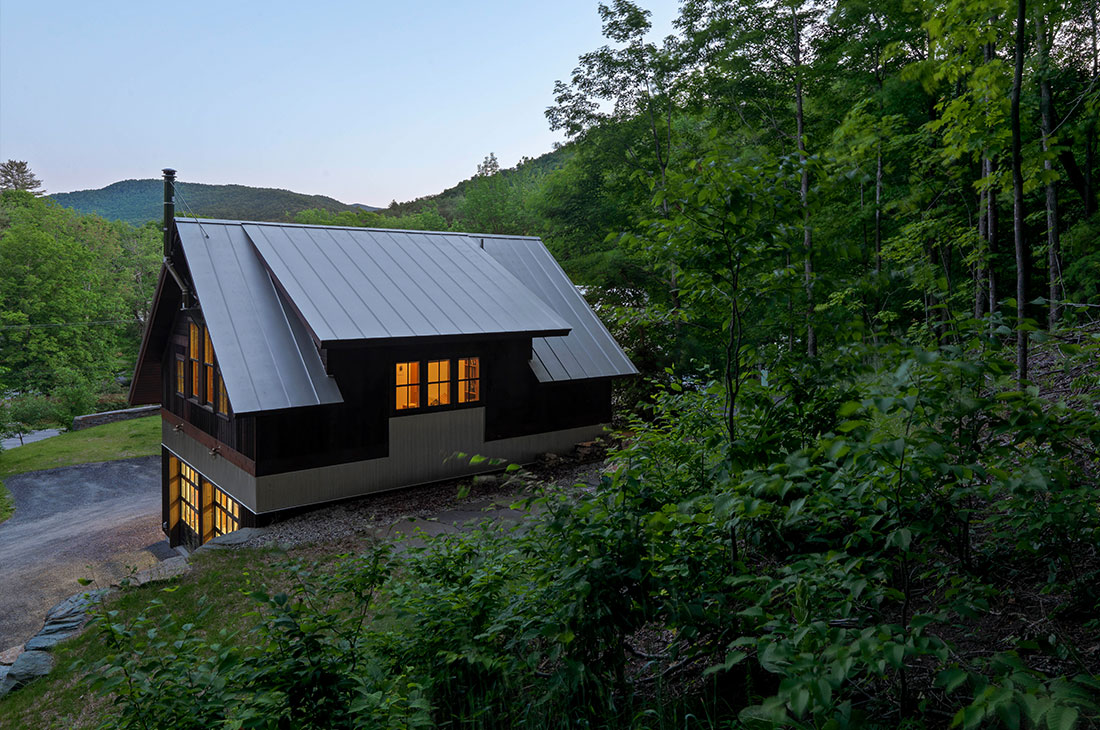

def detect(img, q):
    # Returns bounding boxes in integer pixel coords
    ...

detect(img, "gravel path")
[0,457,163,649]
[246,459,606,550]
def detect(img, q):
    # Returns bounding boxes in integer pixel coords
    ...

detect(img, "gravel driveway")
[0,457,163,649]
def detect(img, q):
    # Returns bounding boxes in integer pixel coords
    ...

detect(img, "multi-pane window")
[189,322,202,398]
[175,357,186,395]
[184,318,229,416]
[203,328,215,407]
[395,361,420,410]
[217,375,229,416]
[213,487,240,537]
[179,462,201,537]
[458,357,480,403]
[394,357,481,412]
[427,360,450,407]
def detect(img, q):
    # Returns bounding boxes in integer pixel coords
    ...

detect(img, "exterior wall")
[161,409,606,515]
[163,419,258,509]
[254,407,606,513]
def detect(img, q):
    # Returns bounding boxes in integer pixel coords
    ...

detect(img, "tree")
[0,160,45,195]
[475,153,501,177]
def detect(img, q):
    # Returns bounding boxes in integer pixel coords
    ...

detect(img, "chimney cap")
[162,168,177,176]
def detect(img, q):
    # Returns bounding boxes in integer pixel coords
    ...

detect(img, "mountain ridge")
[50,178,380,226]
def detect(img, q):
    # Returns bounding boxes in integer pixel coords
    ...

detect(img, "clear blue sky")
[0,0,676,205]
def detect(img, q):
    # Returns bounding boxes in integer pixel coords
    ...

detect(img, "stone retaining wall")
[71,405,159,431]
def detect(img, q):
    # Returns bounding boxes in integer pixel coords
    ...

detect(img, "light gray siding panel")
[163,421,257,511]
[254,408,606,513]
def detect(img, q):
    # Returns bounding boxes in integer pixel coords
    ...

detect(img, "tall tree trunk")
[1011,0,1029,382]
[984,43,999,317]
[793,8,815,358]
[976,162,988,318]
[1036,14,1062,330]
[875,147,883,277]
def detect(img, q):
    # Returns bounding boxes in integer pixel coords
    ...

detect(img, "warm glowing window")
[458,357,480,403]
[189,322,201,398]
[175,357,186,395]
[427,360,451,407]
[212,487,240,537]
[217,375,229,416]
[203,329,215,407]
[395,361,420,410]
[179,462,201,537]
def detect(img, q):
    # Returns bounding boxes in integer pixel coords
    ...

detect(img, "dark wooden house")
[130,175,636,548]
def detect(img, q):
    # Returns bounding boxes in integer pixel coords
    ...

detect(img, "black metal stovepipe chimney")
[162,168,176,258]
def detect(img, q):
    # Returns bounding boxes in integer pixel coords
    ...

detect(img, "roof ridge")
[174,218,543,241]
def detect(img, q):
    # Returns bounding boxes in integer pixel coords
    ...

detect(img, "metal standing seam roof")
[479,236,638,382]
[241,222,572,344]
[177,220,344,414]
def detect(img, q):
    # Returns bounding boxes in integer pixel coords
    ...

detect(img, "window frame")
[184,316,231,419]
[391,355,482,416]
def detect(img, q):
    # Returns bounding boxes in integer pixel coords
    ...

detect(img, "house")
[129,171,637,549]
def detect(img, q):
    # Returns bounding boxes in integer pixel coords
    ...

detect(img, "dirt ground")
[0,457,164,649]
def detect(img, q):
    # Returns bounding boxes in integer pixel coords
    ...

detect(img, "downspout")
[161,168,192,307]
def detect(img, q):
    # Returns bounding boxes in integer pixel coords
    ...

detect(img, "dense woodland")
[2,0,1100,725]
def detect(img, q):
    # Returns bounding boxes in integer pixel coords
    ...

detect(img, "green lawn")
[0,415,160,523]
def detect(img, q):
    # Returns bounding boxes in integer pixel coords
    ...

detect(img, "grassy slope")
[0,416,161,523]
[0,548,287,729]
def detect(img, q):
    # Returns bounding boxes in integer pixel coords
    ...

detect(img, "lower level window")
[458,357,480,403]
[179,462,201,537]
[213,487,240,537]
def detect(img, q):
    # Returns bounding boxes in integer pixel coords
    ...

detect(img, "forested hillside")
[50,178,362,225]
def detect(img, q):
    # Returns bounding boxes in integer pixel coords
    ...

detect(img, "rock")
[538,452,562,467]
[0,650,54,698]
[193,527,267,552]
[124,556,190,587]
[0,645,23,665]
[472,474,500,487]
[24,589,108,651]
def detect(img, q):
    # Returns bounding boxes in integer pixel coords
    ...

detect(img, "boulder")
[124,556,191,587]
[24,589,107,651]
[0,650,54,698]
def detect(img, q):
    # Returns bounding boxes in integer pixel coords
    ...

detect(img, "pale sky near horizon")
[0,0,677,206]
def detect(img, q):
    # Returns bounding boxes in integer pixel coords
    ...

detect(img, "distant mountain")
[350,203,383,212]
[50,179,367,226]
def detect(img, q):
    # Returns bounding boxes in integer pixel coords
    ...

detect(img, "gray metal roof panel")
[479,236,638,382]
[177,221,344,414]
[241,223,570,343]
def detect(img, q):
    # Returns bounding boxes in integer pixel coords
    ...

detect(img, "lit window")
[179,462,201,537]
[175,357,186,395]
[458,357,480,403]
[203,329,215,407]
[217,375,229,416]
[427,359,451,407]
[213,487,240,537]
[189,323,201,398]
[395,361,420,410]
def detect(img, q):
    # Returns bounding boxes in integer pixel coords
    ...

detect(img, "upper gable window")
[184,318,230,417]
[395,361,420,410]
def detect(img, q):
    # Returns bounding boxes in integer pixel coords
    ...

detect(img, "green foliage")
[2,394,57,445]
[0,190,159,394]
